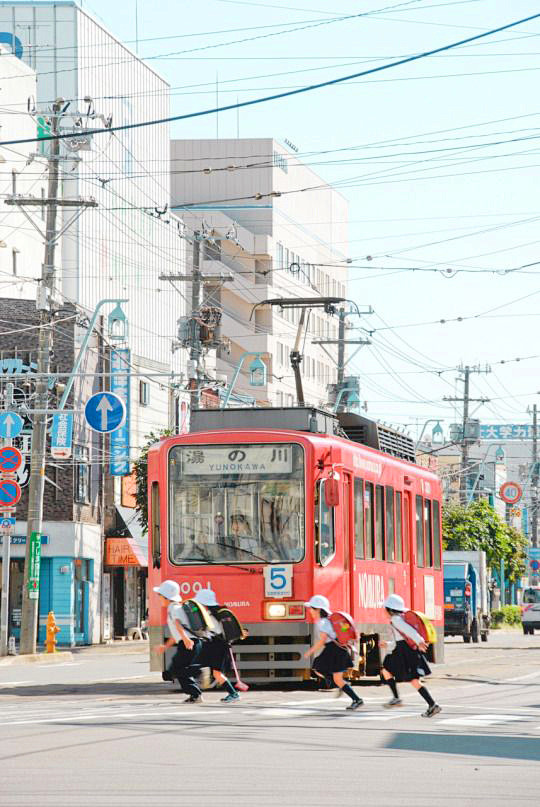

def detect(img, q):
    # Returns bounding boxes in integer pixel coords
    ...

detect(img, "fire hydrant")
[44,611,60,653]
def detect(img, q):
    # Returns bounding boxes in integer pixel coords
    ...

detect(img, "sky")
[66,1,540,435]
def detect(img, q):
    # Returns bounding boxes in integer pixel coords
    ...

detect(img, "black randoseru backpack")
[215,607,246,643]
[181,600,213,635]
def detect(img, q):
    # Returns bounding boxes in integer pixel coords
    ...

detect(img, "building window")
[273,150,288,173]
[276,242,284,270]
[139,380,150,406]
[74,445,90,504]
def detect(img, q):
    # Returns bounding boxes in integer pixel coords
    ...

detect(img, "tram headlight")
[263,602,305,619]
[265,602,287,619]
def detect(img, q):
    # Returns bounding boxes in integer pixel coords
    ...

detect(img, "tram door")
[403,491,415,607]
[343,474,354,614]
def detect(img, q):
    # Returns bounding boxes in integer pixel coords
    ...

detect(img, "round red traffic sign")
[0,445,22,473]
[499,481,522,504]
[0,478,21,507]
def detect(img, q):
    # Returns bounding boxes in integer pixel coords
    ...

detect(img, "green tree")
[132,429,173,534]
[442,499,526,582]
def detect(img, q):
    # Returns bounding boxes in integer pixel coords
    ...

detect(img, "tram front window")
[168,443,305,564]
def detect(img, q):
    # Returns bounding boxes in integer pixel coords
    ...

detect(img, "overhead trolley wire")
[2,11,540,148]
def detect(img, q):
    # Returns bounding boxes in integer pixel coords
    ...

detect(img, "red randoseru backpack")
[398,610,430,649]
[329,611,358,646]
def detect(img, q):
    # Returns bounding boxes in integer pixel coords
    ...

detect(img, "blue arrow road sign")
[84,392,125,433]
[0,411,23,439]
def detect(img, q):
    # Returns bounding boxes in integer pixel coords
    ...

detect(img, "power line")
[2,11,539,148]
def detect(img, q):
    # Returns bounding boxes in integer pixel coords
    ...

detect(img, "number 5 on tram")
[147,408,444,684]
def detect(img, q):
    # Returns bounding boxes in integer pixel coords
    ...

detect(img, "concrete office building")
[171,138,349,407]
[0,3,188,643]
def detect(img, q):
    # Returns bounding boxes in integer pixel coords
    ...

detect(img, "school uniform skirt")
[313,641,353,675]
[198,636,231,673]
[383,640,431,682]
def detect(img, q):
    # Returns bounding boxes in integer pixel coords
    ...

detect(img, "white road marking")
[439,714,528,727]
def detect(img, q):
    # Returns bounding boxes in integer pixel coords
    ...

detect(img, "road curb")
[0,651,74,667]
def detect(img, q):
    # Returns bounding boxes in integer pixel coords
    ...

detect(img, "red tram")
[147,407,444,683]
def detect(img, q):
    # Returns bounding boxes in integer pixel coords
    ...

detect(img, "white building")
[0,2,187,643]
[0,46,43,299]
[171,138,349,407]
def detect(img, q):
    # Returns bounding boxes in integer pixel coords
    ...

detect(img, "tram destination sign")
[181,445,293,475]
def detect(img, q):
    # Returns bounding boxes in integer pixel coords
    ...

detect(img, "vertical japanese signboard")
[110,348,131,476]
[51,412,74,459]
[28,531,41,599]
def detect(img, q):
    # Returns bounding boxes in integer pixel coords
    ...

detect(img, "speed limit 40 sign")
[499,481,522,504]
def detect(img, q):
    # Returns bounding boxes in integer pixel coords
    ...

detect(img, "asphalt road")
[0,631,539,807]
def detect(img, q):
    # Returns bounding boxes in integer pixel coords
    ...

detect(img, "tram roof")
[190,407,416,464]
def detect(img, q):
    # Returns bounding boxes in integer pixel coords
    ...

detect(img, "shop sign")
[121,471,137,508]
[105,537,140,566]
[0,534,49,545]
[110,348,131,476]
[28,531,41,599]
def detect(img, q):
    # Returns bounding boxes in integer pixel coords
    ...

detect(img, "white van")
[521,587,540,634]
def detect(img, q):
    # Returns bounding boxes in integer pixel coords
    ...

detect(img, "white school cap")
[194,588,218,607]
[304,595,330,612]
[153,580,182,603]
[383,594,406,612]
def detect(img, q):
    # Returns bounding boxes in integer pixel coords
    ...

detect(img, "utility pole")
[160,229,234,412]
[443,364,491,505]
[5,98,101,654]
[314,305,372,412]
[531,404,538,548]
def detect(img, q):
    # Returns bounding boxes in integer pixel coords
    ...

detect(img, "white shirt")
[389,614,424,648]
[167,602,196,642]
[205,612,223,639]
[317,617,336,643]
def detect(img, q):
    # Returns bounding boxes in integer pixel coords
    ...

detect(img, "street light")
[248,356,267,387]
[221,352,268,408]
[415,419,444,448]
[108,302,128,343]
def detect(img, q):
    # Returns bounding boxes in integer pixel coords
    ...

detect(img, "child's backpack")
[398,610,437,649]
[329,611,358,646]
[215,607,246,644]
[181,599,214,635]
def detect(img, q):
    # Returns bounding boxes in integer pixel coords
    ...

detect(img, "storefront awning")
[113,505,148,566]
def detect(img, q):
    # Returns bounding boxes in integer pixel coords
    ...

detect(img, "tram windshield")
[168,443,305,565]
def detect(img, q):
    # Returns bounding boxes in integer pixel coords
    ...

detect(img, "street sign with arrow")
[84,392,125,433]
[0,412,23,439]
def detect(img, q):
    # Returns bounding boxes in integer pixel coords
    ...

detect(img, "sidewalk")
[0,638,149,666]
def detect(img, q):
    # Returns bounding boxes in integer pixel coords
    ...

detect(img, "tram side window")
[385,487,395,562]
[415,495,424,567]
[365,482,375,558]
[375,485,384,560]
[424,499,433,567]
[395,491,403,562]
[354,478,365,558]
[317,480,335,566]
[151,482,161,568]
[433,500,442,569]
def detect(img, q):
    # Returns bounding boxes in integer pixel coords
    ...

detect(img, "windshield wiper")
[218,538,274,564]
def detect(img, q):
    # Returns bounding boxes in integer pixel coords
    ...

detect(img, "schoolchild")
[380,593,441,718]
[194,588,241,703]
[153,580,204,704]
[303,595,363,711]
